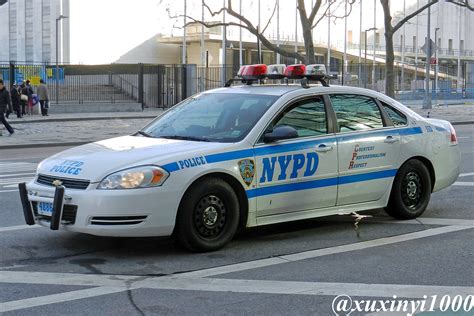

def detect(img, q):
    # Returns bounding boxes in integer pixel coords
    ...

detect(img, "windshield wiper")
[135,131,154,138]
[159,135,210,142]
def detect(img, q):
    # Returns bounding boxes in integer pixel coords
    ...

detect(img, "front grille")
[90,215,147,226]
[36,174,90,190]
[32,202,78,225]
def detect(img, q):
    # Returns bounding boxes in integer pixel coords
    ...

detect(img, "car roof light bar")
[224,63,330,87]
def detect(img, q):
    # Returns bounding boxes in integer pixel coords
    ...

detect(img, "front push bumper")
[19,182,65,230]
[17,181,180,237]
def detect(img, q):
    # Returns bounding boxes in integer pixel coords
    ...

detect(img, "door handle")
[315,144,334,152]
[384,136,399,144]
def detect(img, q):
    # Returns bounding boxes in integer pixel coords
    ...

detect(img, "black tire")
[385,159,432,220]
[175,177,240,252]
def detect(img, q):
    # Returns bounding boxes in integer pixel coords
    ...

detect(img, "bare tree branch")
[225,0,304,62]
[392,0,438,34]
[202,2,226,17]
[446,0,474,11]
[308,0,324,23]
[261,1,278,34]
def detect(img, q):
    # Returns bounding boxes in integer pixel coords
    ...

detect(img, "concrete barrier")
[48,102,142,114]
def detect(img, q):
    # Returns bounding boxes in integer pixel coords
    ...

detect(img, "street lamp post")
[364,27,377,89]
[423,3,432,109]
[434,27,440,100]
[56,15,68,105]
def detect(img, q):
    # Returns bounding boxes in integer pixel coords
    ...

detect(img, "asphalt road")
[0,125,473,315]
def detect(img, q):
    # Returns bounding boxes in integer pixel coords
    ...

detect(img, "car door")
[253,96,338,217]
[329,94,401,205]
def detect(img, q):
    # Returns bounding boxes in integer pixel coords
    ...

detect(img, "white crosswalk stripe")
[0,162,37,173]
[0,162,38,192]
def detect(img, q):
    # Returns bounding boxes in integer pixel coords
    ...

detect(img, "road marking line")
[323,216,474,228]
[0,157,43,162]
[0,178,33,184]
[0,190,18,194]
[0,271,143,287]
[459,172,474,177]
[0,173,35,178]
[178,225,472,278]
[0,286,130,313]
[1,271,473,313]
[141,278,474,298]
[453,181,474,186]
[0,225,39,233]
[384,218,474,227]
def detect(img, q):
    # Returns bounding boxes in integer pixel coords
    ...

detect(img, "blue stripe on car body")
[161,126,421,173]
[246,168,398,198]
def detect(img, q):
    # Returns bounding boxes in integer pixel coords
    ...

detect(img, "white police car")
[19,64,461,252]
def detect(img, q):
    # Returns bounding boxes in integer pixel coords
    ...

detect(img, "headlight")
[98,166,169,190]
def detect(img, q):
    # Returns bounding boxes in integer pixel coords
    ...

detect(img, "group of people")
[0,78,50,136]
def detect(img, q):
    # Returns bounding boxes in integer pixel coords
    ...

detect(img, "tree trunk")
[385,32,395,97]
[298,0,316,64]
[381,0,395,97]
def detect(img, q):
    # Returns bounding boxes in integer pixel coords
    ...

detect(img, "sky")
[70,0,418,65]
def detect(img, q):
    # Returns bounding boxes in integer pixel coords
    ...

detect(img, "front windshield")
[140,93,277,143]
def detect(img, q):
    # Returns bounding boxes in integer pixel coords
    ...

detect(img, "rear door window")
[330,94,385,132]
[380,102,408,126]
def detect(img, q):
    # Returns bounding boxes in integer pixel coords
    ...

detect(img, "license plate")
[37,202,54,216]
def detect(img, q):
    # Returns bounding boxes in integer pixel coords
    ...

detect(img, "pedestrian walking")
[20,82,28,116]
[10,83,22,118]
[25,79,35,115]
[0,79,14,135]
[37,79,50,116]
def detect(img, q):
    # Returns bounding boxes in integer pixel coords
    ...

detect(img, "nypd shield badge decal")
[238,159,255,186]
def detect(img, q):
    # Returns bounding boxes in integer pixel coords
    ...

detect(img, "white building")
[384,0,472,58]
[0,0,70,63]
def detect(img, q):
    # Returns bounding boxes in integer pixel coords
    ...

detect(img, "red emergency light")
[239,64,267,80]
[284,64,306,79]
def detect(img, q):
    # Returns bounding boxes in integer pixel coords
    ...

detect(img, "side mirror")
[263,125,298,143]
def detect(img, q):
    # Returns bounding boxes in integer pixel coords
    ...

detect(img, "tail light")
[449,124,458,145]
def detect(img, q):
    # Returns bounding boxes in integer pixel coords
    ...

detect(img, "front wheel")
[174,178,240,252]
[385,159,432,220]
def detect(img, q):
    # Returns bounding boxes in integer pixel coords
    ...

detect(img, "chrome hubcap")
[406,181,418,198]
[194,195,226,238]
[203,206,218,226]
[402,171,423,209]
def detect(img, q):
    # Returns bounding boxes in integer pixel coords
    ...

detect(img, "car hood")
[37,135,232,182]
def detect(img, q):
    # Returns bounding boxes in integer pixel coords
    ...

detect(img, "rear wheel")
[385,159,432,220]
[175,178,239,252]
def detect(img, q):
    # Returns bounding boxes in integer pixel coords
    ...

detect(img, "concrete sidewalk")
[7,108,164,125]
[0,102,472,150]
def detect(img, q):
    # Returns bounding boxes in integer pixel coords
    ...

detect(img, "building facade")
[0,0,70,63]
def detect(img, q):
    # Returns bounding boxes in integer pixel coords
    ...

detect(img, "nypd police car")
[19,64,461,252]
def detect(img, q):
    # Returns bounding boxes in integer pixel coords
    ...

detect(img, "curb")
[8,115,159,125]
[0,141,90,150]
[451,121,474,126]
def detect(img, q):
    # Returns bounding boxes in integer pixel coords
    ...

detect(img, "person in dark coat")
[20,82,28,115]
[25,79,34,115]
[10,83,22,118]
[0,79,14,135]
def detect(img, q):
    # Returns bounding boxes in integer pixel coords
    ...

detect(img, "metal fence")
[1,61,472,109]
[327,61,474,100]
